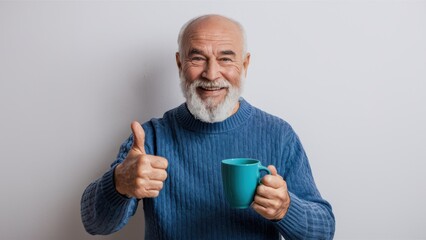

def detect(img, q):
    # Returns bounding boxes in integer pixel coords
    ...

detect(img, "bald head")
[177,15,247,59]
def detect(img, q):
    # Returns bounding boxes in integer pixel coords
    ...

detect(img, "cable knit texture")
[81,99,335,239]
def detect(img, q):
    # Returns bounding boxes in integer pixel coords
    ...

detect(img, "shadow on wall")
[54,46,179,240]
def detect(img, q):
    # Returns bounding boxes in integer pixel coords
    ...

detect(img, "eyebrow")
[188,48,236,56]
[220,50,236,56]
[188,48,204,56]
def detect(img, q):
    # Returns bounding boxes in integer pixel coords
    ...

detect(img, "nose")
[202,59,220,81]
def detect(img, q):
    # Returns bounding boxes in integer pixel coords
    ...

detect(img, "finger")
[251,201,283,221]
[256,184,272,198]
[150,156,169,169]
[144,180,165,191]
[261,174,284,189]
[135,189,160,198]
[256,183,284,198]
[253,194,273,208]
[135,161,167,180]
[135,179,164,192]
[268,165,278,175]
[145,190,161,198]
[131,121,146,154]
[251,201,267,211]
[251,202,269,217]
[149,169,168,181]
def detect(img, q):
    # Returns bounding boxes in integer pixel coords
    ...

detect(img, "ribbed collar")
[175,98,253,133]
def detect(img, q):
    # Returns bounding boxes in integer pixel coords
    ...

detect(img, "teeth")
[201,87,222,90]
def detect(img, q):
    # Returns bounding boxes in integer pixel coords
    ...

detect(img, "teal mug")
[221,158,271,209]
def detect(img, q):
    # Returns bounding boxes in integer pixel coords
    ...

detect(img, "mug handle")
[258,165,271,184]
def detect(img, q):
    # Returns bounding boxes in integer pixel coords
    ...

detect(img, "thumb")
[130,121,146,154]
[268,165,278,176]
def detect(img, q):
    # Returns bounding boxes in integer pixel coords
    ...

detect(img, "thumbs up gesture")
[114,121,168,198]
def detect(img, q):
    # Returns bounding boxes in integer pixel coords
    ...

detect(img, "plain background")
[1,1,425,239]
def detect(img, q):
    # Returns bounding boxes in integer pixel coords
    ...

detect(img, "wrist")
[275,192,291,221]
[113,163,128,197]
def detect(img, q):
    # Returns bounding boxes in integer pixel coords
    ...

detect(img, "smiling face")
[176,15,250,122]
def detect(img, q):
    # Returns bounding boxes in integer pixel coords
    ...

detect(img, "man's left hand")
[252,165,290,221]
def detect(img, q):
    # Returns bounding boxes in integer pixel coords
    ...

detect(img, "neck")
[231,101,240,116]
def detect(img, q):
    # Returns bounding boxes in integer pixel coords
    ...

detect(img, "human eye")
[190,56,206,62]
[220,57,233,62]
[218,57,234,65]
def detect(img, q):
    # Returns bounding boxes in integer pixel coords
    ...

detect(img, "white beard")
[180,76,243,123]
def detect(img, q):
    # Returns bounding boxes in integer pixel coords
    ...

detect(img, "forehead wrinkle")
[186,37,242,56]
[187,44,240,58]
[182,25,244,59]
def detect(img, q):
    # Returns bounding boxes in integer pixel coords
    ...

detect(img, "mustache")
[191,79,231,89]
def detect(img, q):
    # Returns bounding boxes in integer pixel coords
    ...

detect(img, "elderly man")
[81,14,335,239]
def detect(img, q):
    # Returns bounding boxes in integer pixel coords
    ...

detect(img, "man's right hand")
[114,121,168,198]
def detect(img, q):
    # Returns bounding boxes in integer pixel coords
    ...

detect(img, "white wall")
[1,1,425,239]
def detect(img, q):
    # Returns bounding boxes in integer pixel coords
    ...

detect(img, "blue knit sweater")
[81,99,335,239]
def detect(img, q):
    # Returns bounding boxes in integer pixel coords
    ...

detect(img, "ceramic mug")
[221,158,271,208]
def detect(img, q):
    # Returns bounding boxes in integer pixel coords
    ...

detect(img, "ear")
[243,52,251,77]
[176,52,182,74]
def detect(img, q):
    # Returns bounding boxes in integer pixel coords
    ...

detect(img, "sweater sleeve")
[80,136,139,235]
[273,126,336,239]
